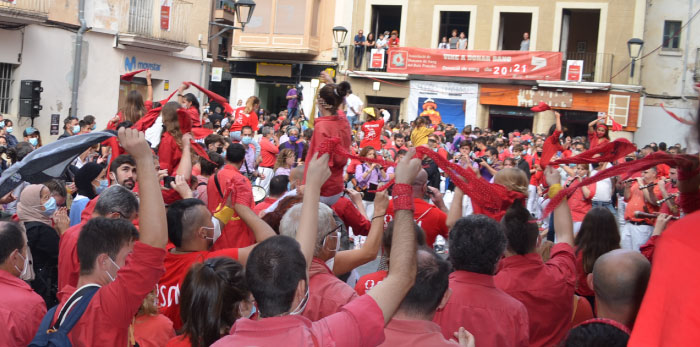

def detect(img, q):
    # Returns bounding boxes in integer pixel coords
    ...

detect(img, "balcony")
[118,0,189,52]
[232,0,323,55]
[560,51,615,83]
[0,0,49,24]
[214,0,235,24]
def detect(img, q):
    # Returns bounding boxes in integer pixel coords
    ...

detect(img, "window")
[218,36,229,61]
[370,5,402,38]
[0,64,13,114]
[438,11,470,46]
[662,20,681,50]
[128,0,154,36]
[498,13,532,50]
[607,94,630,127]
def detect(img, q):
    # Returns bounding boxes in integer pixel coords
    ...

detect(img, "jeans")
[347,115,357,129]
[354,47,365,68]
[287,107,298,120]
[592,200,616,215]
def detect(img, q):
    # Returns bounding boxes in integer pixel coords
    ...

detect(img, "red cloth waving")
[120,69,146,81]
[540,130,564,168]
[188,82,234,115]
[549,139,637,166]
[303,114,353,197]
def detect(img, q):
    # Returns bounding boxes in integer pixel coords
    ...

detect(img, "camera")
[474,156,489,164]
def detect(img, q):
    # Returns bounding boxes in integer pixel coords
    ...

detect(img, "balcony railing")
[0,0,50,22]
[560,52,614,83]
[122,0,188,44]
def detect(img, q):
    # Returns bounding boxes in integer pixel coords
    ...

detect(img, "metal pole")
[70,0,87,118]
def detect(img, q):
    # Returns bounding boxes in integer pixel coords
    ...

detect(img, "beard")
[121,178,136,190]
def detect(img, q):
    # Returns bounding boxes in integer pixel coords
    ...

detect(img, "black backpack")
[29,285,100,347]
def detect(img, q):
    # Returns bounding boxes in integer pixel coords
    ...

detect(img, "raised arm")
[297,153,331,269]
[234,202,277,265]
[146,70,153,102]
[554,111,562,133]
[368,148,421,325]
[546,167,574,246]
[175,133,192,181]
[446,186,464,229]
[119,128,167,248]
[588,115,602,133]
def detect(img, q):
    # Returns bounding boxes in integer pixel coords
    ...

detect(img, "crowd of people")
[0,69,697,347]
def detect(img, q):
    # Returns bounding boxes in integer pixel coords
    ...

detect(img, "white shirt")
[345,94,363,118]
[591,169,614,202]
[375,38,388,50]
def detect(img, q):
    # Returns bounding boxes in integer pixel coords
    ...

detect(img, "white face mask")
[289,281,309,315]
[105,256,120,282]
[14,250,29,277]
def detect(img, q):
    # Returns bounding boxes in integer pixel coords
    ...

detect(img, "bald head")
[290,165,304,189]
[592,249,650,324]
[411,169,428,198]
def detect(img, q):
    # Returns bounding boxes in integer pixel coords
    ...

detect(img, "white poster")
[211,67,223,82]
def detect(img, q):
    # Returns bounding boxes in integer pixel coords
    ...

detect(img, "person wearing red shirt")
[0,222,47,346]
[48,128,168,346]
[257,127,279,192]
[622,168,662,251]
[360,107,385,150]
[566,164,596,234]
[384,133,408,160]
[254,175,287,216]
[388,30,400,48]
[207,144,257,249]
[495,167,577,347]
[384,169,448,248]
[434,189,530,347]
[586,249,650,331]
[658,167,680,220]
[212,151,421,347]
[229,96,260,134]
[58,185,139,291]
[159,198,275,329]
[380,249,474,347]
[158,103,189,175]
[587,116,610,149]
[176,83,203,127]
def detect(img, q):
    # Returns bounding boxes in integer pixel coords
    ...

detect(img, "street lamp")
[235,0,256,28]
[627,38,644,78]
[332,26,348,46]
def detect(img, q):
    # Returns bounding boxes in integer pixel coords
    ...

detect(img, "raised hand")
[394,148,422,185]
[118,128,151,160]
[544,166,561,187]
[305,153,331,188]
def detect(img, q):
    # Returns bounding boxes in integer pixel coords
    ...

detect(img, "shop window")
[0,63,13,114]
[438,11,470,48]
[607,94,630,127]
[662,20,681,50]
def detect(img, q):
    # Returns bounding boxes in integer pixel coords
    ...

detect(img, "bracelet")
[548,183,563,199]
[392,184,414,211]
[372,214,385,221]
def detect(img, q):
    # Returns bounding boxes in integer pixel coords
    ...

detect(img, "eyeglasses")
[322,224,342,252]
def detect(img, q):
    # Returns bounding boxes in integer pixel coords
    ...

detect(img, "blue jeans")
[347,115,357,129]
[287,107,298,120]
[592,200,616,215]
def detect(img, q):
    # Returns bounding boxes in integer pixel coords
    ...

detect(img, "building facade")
[636,0,699,150]
[0,0,211,141]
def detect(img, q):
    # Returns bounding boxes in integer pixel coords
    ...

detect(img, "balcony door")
[370,5,402,38]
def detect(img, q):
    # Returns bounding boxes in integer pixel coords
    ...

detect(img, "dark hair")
[398,249,451,316]
[83,115,96,125]
[94,185,139,220]
[241,125,253,134]
[110,154,136,174]
[7,142,34,163]
[501,203,539,255]
[122,90,146,123]
[449,215,506,274]
[318,81,351,114]
[201,151,224,176]
[226,143,246,164]
[269,175,289,197]
[246,236,307,317]
[563,322,629,347]
[77,218,139,275]
[204,134,225,148]
[513,144,524,152]
[63,116,77,128]
[261,195,303,234]
[180,257,249,347]
[393,133,404,140]
[575,207,620,273]
[0,222,24,263]
[75,162,105,200]
[382,220,426,258]
[167,199,208,248]
[184,93,201,114]
[359,146,376,158]
[43,179,67,199]
[486,146,498,157]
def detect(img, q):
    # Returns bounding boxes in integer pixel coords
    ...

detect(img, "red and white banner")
[160,0,173,30]
[370,49,385,69]
[566,60,584,82]
[386,48,562,81]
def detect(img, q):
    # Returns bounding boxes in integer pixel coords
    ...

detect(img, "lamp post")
[209,0,256,41]
[627,38,644,81]
[332,26,348,63]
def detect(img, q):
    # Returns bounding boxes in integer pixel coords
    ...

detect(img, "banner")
[160,0,173,30]
[370,49,385,70]
[566,60,584,82]
[386,48,563,81]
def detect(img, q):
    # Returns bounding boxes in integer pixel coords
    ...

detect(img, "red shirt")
[347,158,362,175]
[58,220,87,291]
[259,137,279,168]
[629,210,700,346]
[498,149,511,162]
[385,198,448,247]
[494,243,577,347]
[354,270,387,296]
[360,119,385,150]
[567,178,596,222]
[625,181,662,224]
[303,114,352,198]
[159,132,183,175]
[587,130,609,149]
[332,197,371,236]
[380,319,459,346]
[433,271,529,347]
[0,269,47,346]
[254,197,278,216]
[167,335,192,347]
[134,313,175,347]
[304,258,358,321]
[184,106,202,127]
[211,294,385,347]
[659,183,680,221]
[640,235,659,263]
[230,107,258,132]
[54,242,166,347]
[574,250,594,297]
[158,248,239,330]
[207,165,256,249]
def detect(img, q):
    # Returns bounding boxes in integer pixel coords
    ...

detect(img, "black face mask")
[216,147,223,154]
[537,151,543,156]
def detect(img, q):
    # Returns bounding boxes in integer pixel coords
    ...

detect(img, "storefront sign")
[566,60,584,82]
[211,67,223,82]
[125,56,161,72]
[256,63,292,77]
[387,48,562,81]
[370,49,385,69]
[516,89,573,108]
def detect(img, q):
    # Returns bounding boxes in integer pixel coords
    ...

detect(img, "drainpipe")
[70,0,87,117]
[680,0,694,101]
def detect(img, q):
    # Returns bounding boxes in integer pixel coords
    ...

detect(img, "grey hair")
[279,203,335,256]
[261,126,273,136]
[94,185,139,219]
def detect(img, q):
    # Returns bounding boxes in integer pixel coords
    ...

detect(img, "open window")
[497,13,531,50]
[370,5,402,38]
[559,9,601,81]
[438,11,470,45]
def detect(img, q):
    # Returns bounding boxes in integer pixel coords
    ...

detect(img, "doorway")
[560,9,600,81]
[257,82,294,115]
[370,5,402,37]
[489,106,534,133]
[559,110,597,138]
[118,78,148,112]
[498,13,532,50]
[366,96,402,123]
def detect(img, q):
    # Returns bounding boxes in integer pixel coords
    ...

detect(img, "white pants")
[621,223,653,251]
[256,167,274,193]
[363,200,375,219]
[527,185,538,215]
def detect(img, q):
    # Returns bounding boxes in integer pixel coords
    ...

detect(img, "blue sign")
[124,56,161,72]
